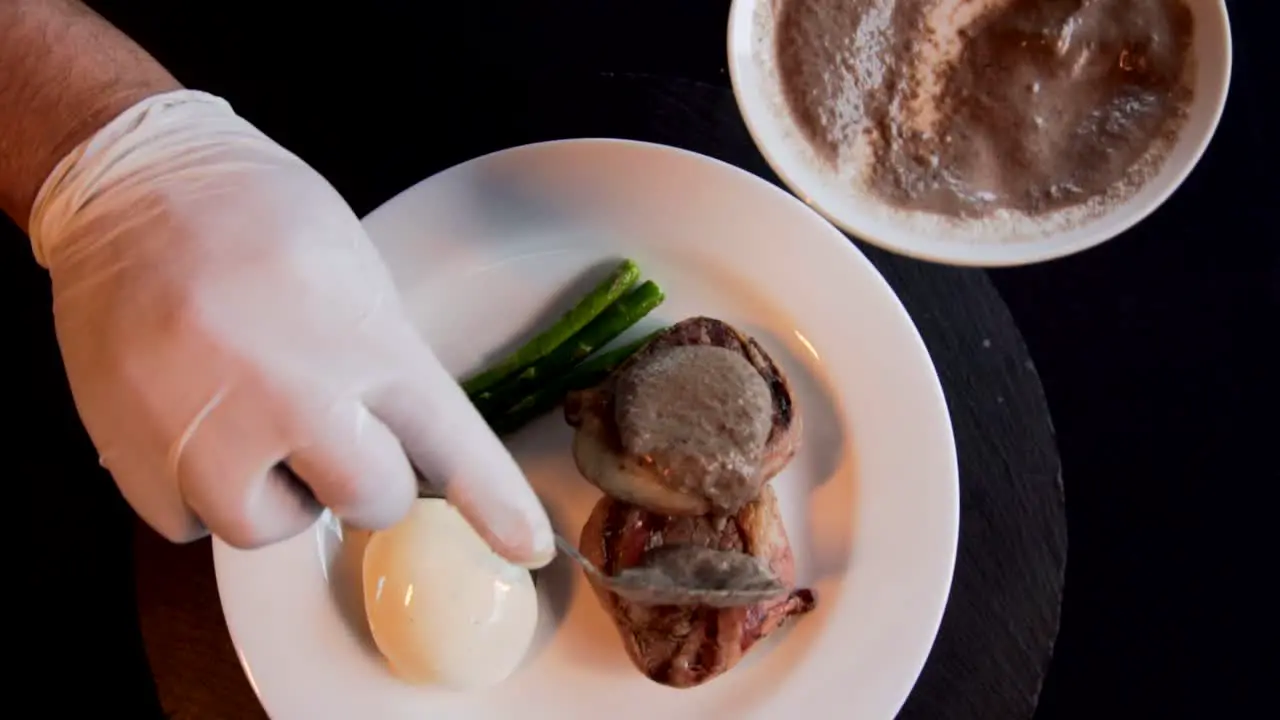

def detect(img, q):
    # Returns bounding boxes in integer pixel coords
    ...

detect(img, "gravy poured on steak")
[565,317,803,517]
[615,345,774,512]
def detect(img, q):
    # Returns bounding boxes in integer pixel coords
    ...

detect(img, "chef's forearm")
[0,0,181,230]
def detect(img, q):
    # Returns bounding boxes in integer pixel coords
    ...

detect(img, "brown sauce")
[614,345,773,510]
[776,0,1195,218]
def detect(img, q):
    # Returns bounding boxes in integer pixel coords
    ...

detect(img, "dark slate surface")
[11,1,1275,718]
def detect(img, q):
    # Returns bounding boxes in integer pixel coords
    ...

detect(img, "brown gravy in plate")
[776,0,1195,218]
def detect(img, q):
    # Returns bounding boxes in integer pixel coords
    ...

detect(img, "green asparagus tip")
[460,258,642,395]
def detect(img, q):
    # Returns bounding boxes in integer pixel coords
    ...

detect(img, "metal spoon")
[416,476,787,608]
[553,534,789,608]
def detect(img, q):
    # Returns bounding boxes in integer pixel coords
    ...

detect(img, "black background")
[8,1,1277,718]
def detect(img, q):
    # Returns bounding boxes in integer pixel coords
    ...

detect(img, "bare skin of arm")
[0,0,180,231]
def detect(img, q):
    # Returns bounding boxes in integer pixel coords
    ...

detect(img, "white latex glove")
[29,90,553,565]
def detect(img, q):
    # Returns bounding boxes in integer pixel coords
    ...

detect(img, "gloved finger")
[368,353,555,569]
[285,402,416,531]
[100,445,208,544]
[186,464,323,549]
[176,392,322,549]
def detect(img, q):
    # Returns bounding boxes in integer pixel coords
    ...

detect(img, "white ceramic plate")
[214,139,959,719]
[727,0,1233,267]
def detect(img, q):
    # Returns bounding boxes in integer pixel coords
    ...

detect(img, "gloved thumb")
[369,347,555,570]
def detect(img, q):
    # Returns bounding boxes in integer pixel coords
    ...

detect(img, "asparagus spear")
[460,259,640,395]
[571,330,661,377]
[472,280,665,415]
[488,330,663,436]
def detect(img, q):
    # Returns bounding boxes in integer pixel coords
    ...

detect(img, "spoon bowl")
[553,534,790,608]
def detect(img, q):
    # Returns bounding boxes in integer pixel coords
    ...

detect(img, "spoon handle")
[553,532,606,581]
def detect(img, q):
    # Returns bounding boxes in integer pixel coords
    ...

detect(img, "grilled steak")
[564,317,802,516]
[579,485,816,689]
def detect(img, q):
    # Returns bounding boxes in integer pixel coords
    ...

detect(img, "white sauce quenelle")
[362,498,539,689]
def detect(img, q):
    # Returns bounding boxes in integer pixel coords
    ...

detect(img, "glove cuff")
[29,89,238,268]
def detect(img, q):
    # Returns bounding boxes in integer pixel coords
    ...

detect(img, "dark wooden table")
[11,1,1276,719]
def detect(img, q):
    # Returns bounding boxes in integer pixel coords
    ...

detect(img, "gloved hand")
[29,89,553,566]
